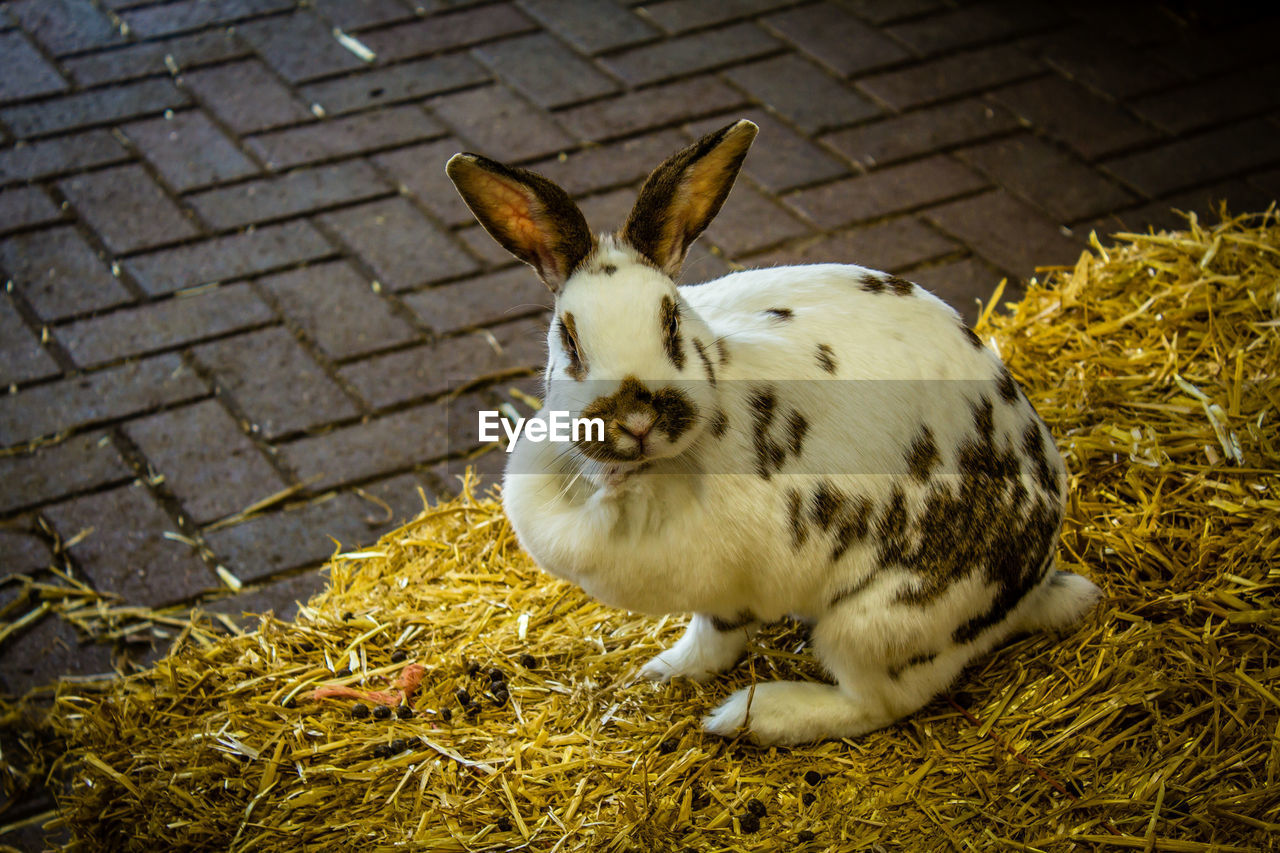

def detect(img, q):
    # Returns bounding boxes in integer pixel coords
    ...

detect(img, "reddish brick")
[299,54,489,116]
[63,30,248,86]
[246,106,443,170]
[456,224,522,269]
[0,354,206,446]
[372,137,477,227]
[260,261,418,359]
[1089,180,1277,238]
[786,155,986,228]
[57,283,273,368]
[748,216,957,272]
[191,327,359,439]
[686,110,847,192]
[763,2,910,75]
[957,135,1135,222]
[314,0,415,30]
[1104,120,1280,198]
[518,0,657,54]
[679,241,734,283]
[822,99,1019,169]
[1129,64,1280,135]
[576,187,637,232]
[339,335,504,409]
[886,1,1066,56]
[0,130,130,186]
[0,78,189,138]
[640,0,797,34]
[359,4,536,62]
[0,298,59,386]
[908,256,1012,324]
[0,186,62,234]
[59,164,199,253]
[0,432,130,514]
[238,10,368,83]
[433,447,508,496]
[725,54,879,134]
[0,226,131,320]
[925,189,1083,278]
[856,45,1043,110]
[124,110,259,191]
[988,76,1156,160]
[125,222,335,295]
[558,76,747,141]
[704,181,811,258]
[183,61,315,134]
[8,0,123,55]
[122,0,295,38]
[188,160,390,230]
[604,22,780,87]
[473,33,618,109]
[124,400,286,525]
[1037,29,1181,101]
[530,129,686,196]
[322,197,478,289]
[43,481,212,606]
[846,0,944,25]
[402,267,551,334]
[202,568,327,625]
[0,31,68,102]
[0,612,115,696]
[483,315,551,371]
[429,85,573,161]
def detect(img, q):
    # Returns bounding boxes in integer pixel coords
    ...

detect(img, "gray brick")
[823,99,1020,169]
[0,226,131,320]
[517,0,657,54]
[989,76,1156,160]
[44,482,212,606]
[725,54,879,134]
[59,164,199,253]
[558,76,747,142]
[429,84,574,161]
[856,45,1043,111]
[402,267,551,334]
[8,0,123,55]
[125,222,335,295]
[1037,29,1181,101]
[846,0,945,25]
[192,327,359,439]
[909,256,1011,325]
[0,31,68,103]
[530,129,687,196]
[124,400,286,524]
[886,1,1066,56]
[786,155,986,229]
[63,30,248,87]
[1104,120,1280,198]
[0,78,189,138]
[299,54,490,117]
[122,0,295,38]
[238,10,368,83]
[57,283,273,368]
[188,160,390,230]
[183,61,315,134]
[124,110,259,192]
[0,130,130,186]
[314,0,415,30]
[260,261,418,359]
[1129,64,1280,136]
[604,22,780,87]
[339,334,516,410]
[473,33,617,109]
[763,2,910,76]
[641,0,797,32]
[320,196,479,290]
[0,611,115,696]
[0,432,130,514]
[576,187,636,232]
[456,223,523,269]
[245,106,444,170]
[374,137,497,227]
[686,110,847,192]
[359,4,536,62]
[202,568,327,625]
[0,297,59,386]
[926,189,1083,279]
[679,241,734,284]
[704,181,811,258]
[0,186,62,234]
[748,216,957,273]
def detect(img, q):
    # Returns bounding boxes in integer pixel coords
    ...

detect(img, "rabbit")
[445,119,1101,746]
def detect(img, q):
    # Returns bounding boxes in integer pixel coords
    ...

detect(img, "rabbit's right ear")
[446,154,594,293]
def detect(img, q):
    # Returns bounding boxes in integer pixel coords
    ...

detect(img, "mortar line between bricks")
[467,27,632,111]
[611,0,812,47]
[420,70,581,162]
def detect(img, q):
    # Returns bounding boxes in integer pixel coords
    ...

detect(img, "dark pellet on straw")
[489,667,506,684]
[520,653,537,669]
[350,702,370,720]
[390,649,406,663]
[738,812,760,833]
[798,829,816,842]
[396,704,414,719]
[455,688,470,706]
[373,705,391,721]
[802,792,816,807]
[658,738,677,754]
[390,739,406,753]
[804,770,822,786]
[746,798,766,817]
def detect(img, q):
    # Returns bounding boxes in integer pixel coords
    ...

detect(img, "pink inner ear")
[475,172,543,247]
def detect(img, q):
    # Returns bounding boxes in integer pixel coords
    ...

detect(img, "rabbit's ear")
[446,154,594,293]
[622,119,758,277]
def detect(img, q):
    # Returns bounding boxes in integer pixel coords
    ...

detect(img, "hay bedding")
[5,211,1280,851]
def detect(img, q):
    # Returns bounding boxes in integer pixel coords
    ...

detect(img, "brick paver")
[3,3,1280,845]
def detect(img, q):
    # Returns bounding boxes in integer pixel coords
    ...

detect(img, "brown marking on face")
[765,307,793,321]
[859,271,887,294]
[558,312,586,381]
[887,276,914,296]
[709,408,728,438]
[576,375,698,461]
[692,337,716,385]
[815,343,837,375]
[659,295,685,371]
[906,425,940,482]
[601,263,617,275]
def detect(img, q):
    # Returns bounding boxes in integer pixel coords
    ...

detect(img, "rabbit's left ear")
[446,154,595,293]
[622,119,758,278]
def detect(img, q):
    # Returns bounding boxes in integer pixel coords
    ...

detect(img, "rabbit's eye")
[557,312,586,380]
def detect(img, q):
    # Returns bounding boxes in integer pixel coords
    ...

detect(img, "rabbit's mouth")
[574,375,699,464]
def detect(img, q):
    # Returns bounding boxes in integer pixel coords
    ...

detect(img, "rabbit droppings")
[445,120,1100,746]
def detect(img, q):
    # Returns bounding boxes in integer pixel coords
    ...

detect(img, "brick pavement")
[1,0,1279,844]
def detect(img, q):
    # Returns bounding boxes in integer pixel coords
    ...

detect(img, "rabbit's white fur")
[448,121,1101,745]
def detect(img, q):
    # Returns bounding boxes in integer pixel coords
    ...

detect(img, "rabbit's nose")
[616,412,655,441]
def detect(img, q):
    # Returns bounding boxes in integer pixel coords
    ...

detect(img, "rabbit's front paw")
[703,681,891,746]
[639,615,749,682]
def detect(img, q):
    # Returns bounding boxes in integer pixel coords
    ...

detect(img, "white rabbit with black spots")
[446,120,1100,745]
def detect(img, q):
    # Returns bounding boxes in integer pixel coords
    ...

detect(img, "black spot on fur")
[828,574,872,608]
[711,611,754,632]
[887,276,913,296]
[875,486,910,568]
[576,375,697,461]
[996,366,1019,404]
[1023,422,1057,493]
[765,307,794,321]
[786,488,807,549]
[809,482,845,532]
[831,495,873,562]
[692,337,716,385]
[815,343,837,375]
[715,338,730,367]
[787,411,808,457]
[601,263,617,275]
[887,651,936,680]
[558,312,586,381]
[906,426,939,482]
[859,272,887,294]
[709,408,728,438]
[961,323,984,350]
[660,295,684,371]
[749,386,785,479]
